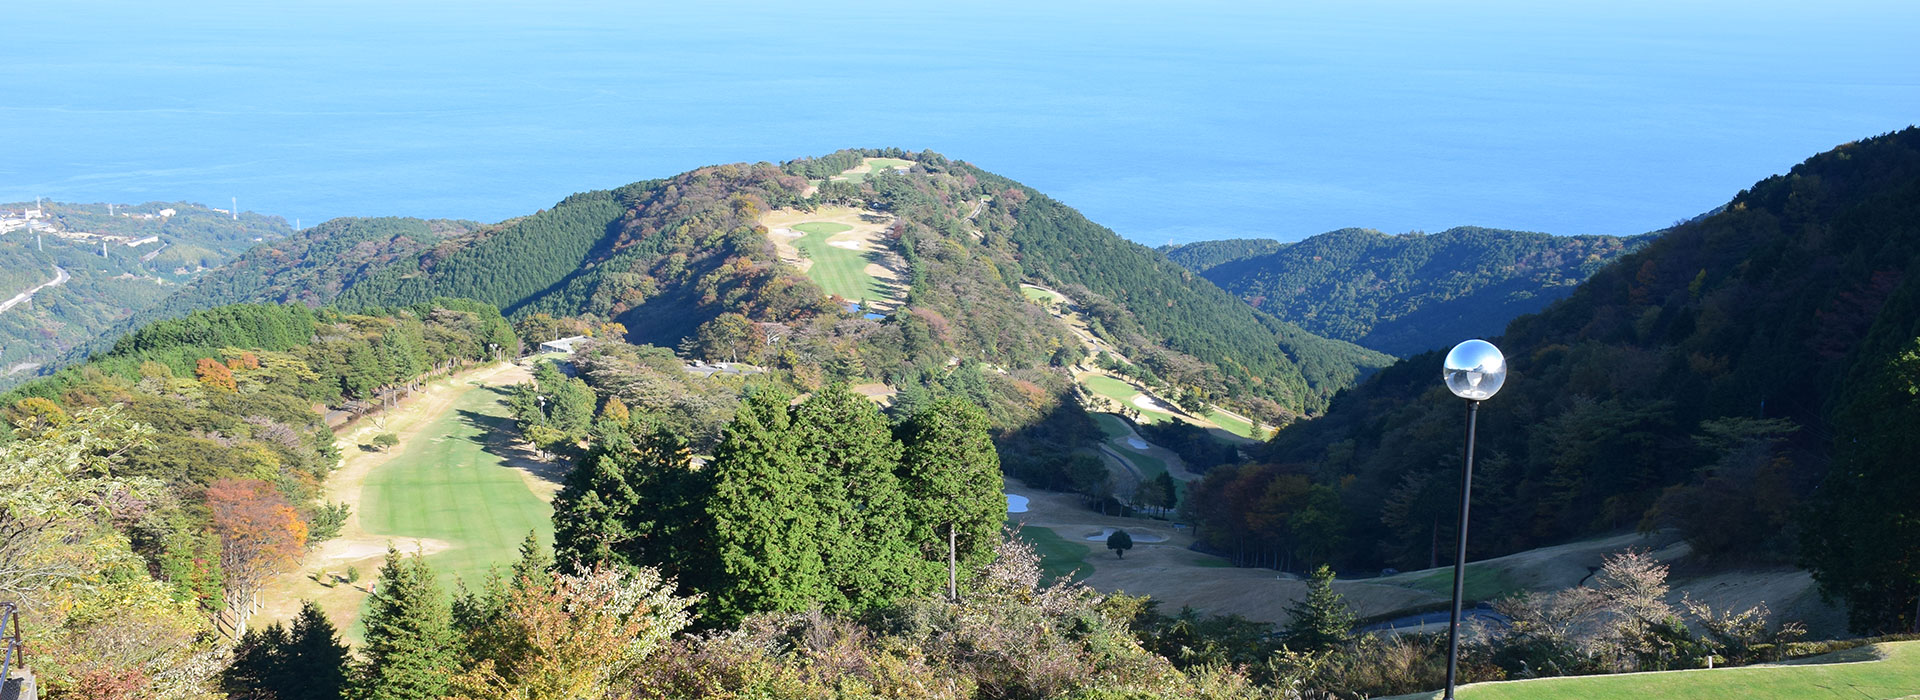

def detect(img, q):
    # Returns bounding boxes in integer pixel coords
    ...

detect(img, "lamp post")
[1440,339,1507,699]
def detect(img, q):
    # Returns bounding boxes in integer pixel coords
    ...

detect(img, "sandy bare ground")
[254,361,534,633]
[1011,483,1438,625]
[758,205,907,310]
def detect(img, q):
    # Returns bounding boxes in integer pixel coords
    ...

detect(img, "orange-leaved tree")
[207,478,307,637]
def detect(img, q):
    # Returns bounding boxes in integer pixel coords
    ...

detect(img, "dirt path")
[254,361,534,632]
[1010,483,1437,624]
[0,264,67,314]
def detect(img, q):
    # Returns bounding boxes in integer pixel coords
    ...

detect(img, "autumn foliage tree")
[207,478,308,637]
[196,357,238,393]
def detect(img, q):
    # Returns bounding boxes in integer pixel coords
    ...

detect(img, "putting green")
[1385,641,1920,700]
[360,382,553,589]
[793,221,888,303]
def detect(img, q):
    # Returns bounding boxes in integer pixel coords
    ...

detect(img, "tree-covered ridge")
[951,164,1391,416]
[1174,226,1652,357]
[1185,128,1920,634]
[1159,237,1288,272]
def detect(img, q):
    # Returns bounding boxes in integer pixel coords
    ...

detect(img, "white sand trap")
[1007,493,1030,513]
[770,227,802,239]
[828,239,863,250]
[1125,437,1149,450]
[1131,394,1174,413]
[1085,527,1168,543]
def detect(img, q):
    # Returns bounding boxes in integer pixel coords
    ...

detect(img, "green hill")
[0,201,291,384]
[1185,127,1920,634]
[1164,226,1652,356]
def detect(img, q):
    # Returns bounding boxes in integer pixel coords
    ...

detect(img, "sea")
[2,0,1916,244]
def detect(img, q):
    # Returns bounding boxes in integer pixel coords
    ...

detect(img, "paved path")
[0,265,67,314]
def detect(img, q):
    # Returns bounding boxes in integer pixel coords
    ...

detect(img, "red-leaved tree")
[207,478,307,637]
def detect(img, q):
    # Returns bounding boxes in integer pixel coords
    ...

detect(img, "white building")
[538,335,593,355]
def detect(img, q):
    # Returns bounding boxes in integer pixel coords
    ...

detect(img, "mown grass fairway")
[1021,285,1064,304]
[1017,524,1091,583]
[1204,408,1262,439]
[793,221,887,303]
[1385,641,1920,699]
[360,383,553,588]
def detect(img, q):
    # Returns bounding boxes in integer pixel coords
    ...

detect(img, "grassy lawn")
[1092,412,1132,439]
[1021,286,1064,304]
[1385,641,1920,700]
[1017,525,1092,583]
[1204,408,1263,439]
[360,383,553,590]
[834,158,913,183]
[1392,563,1520,603]
[792,221,887,303]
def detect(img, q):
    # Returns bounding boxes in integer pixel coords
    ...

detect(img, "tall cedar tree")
[551,419,710,588]
[223,601,350,700]
[1804,337,1920,634]
[700,386,831,623]
[897,395,1006,587]
[792,383,917,611]
[1284,564,1356,651]
[358,547,457,700]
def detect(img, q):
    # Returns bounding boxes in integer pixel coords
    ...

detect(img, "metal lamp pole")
[1441,339,1507,700]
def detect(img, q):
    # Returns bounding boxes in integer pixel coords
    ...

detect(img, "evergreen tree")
[1284,564,1355,651]
[357,547,456,700]
[508,530,552,590]
[1107,529,1134,559]
[281,601,351,700]
[792,383,918,611]
[1804,337,1920,634]
[222,622,290,699]
[551,376,596,438]
[700,386,830,623]
[897,396,1005,595]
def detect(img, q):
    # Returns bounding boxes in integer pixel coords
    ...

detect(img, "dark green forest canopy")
[1167,226,1653,357]
[1186,128,1920,610]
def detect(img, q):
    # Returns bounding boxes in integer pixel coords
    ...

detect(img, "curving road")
[0,265,68,314]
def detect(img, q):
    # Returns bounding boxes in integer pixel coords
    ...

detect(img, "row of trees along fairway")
[552,383,1004,625]
[0,299,518,696]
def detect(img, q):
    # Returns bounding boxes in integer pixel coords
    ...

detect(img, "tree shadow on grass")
[453,408,571,489]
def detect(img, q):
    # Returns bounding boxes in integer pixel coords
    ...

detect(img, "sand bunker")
[1125,437,1149,450]
[1007,493,1030,513]
[1131,394,1175,413]
[828,239,863,250]
[1085,527,1168,543]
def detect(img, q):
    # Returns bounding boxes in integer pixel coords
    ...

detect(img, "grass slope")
[1386,641,1920,699]
[792,221,886,303]
[359,382,553,588]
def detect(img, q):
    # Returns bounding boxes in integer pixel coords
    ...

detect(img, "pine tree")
[897,396,1005,596]
[281,601,350,700]
[508,530,552,590]
[793,383,917,610]
[700,386,829,623]
[1284,564,1355,651]
[222,622,290,699]
[357,547,456,700]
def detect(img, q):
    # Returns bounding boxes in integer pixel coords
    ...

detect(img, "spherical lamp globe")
[1443,339,1507,401]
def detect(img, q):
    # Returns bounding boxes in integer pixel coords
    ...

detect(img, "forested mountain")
[1159,237,1286,272]
[1164,227,1651,357]
[0,201,290,382]
[1185,127,1920,633]
[130,150,1386,425]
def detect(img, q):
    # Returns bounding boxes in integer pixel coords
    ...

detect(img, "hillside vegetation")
[1187,127,1920,635]
[0,201,290,382]
[1165,226,1650,356]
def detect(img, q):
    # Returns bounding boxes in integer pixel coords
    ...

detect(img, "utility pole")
[948,523,958,603]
